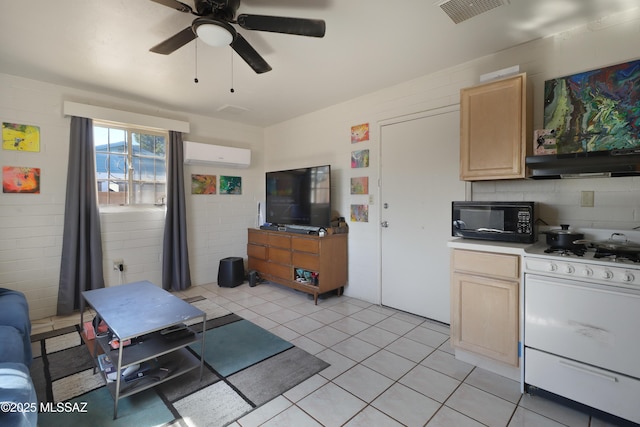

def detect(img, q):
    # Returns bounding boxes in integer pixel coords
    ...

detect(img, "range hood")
[526,149,640,179]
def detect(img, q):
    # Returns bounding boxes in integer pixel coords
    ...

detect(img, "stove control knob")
[563,265,575,274]
[622,272,635,282]
[581,267,593,277]
[547,263,557,272]
[602,270,614,280]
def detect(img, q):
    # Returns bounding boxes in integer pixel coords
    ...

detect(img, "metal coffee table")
[80,281,206,419]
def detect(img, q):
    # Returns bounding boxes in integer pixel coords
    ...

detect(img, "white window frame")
[94,120,168,207]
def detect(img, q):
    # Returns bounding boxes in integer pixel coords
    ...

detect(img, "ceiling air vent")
[437,0,507,24]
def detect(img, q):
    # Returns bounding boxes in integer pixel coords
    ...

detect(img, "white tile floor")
[34,281,627,427]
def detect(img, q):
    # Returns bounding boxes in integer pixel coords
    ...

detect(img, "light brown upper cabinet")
[460,73,531,181]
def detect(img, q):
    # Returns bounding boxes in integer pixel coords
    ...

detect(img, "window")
[94,121,167,206]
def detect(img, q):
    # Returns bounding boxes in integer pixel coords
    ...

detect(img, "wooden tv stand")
[247,228,348,304]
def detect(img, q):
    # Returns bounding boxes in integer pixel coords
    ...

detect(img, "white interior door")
[380,107,465,323]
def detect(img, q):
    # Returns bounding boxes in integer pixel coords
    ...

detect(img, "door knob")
[381,221,389,228]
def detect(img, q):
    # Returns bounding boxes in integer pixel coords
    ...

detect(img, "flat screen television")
[265,165,331,227]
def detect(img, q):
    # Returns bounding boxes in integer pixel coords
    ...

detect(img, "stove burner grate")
[593,249,640,263]
[544,245,586,257]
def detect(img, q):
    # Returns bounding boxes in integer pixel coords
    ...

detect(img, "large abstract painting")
[543,59,640,154]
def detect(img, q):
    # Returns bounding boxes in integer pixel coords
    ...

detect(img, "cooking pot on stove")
[573,233,640,253]
[543,224,584,248]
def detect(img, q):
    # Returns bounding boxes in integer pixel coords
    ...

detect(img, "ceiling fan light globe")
[195,22,234,47]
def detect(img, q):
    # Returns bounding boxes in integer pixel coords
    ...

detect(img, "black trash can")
[218,257,245,288]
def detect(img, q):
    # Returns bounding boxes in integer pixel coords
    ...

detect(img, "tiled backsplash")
[472,176,640,230]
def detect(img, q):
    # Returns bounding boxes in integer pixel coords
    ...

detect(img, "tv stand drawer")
[292,238,320,253]
[269,263,291,280]
[248,229,269,245]
[269,247,292,264]
[268,234,291,249]
[247,244,266,260]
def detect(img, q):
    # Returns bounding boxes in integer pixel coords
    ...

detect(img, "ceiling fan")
[149,0,326,74]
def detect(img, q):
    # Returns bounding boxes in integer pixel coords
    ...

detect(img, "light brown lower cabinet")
[450,249,519,366]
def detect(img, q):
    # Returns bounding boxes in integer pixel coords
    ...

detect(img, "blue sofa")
[0,289,37,427]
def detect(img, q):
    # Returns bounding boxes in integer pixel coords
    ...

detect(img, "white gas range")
[523,229,640,424]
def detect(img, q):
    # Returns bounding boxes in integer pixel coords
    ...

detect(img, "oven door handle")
[558,359,619,382]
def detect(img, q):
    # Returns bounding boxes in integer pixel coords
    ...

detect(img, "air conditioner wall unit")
[183,141,251,168]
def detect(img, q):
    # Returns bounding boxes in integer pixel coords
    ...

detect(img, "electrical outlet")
[113,260,124,271]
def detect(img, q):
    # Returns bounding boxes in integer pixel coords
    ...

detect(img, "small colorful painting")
[351,123,369,143]
[350,177,369,195]
[350,204,368,222]
[191,174,216,195]
[544,59,640,153]
[2,122,40,152]
[351,149,369,168]
[220,175,242,195]
[3,166,41,193]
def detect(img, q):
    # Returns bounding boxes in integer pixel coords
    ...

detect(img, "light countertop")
[447,238,534,255]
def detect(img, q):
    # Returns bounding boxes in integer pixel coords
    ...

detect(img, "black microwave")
[452,201,535,243]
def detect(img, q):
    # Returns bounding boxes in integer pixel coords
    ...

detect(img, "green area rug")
[31,307,329,427]
[191,319,294,377]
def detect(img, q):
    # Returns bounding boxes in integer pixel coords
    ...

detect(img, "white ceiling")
[1,0,638,127]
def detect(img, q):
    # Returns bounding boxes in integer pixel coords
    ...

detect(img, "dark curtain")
[162,130,192,291]
[57,116,104,315]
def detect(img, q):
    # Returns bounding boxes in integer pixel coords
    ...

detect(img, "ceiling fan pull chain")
[230,49,235,93]
[194,40,199,84]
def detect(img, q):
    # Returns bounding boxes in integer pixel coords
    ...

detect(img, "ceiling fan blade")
[150,27,196,54]
[231,33,272,74]
[150,0,193,13]
[237,14,325,38]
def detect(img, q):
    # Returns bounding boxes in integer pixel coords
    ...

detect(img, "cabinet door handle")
[558,360,618,382]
